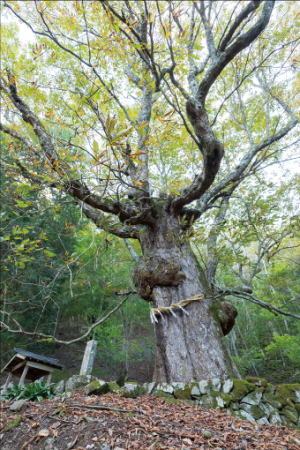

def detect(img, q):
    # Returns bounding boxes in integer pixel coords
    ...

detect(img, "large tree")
[1,0,299,382]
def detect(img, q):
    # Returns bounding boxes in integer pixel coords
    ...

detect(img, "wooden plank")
[1,353,26,373]
[3,372,12,390]
[46,373,52,384]
[11,360,27,373]
[26,360,54,373]
[19,364,29,386]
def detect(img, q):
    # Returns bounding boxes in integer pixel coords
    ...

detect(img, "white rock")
[239,410,256,422]
[295,389,300,402]
[10,399,28,412]
[269,412,282,426]
[257,417,269,425]
[264,402,276,413]
[157,383,173,394]
[216,396,225,407]
[223,379,233,394]
[212,378,222,391]
[171,382,185,390]
[191,384,200,397]
[259,403,271,418]
[145,382,156,395]
[241,390,263,406]
[199,380,209,394]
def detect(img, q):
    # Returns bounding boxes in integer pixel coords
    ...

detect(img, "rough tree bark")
[133,211,239,382]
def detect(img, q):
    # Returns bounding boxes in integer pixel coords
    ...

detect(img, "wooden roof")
[1,348,63,374]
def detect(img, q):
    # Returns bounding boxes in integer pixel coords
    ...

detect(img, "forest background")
[0,0,300,386]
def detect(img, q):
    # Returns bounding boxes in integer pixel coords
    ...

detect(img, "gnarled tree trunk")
[134,211,240,383]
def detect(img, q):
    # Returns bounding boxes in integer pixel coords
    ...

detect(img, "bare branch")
[0,293,133,345]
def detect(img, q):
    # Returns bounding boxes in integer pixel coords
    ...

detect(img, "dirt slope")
[1,392,300,449]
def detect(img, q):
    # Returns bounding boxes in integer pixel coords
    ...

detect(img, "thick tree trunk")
[134,211,240,383]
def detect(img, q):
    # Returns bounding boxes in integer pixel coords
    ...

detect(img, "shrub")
[3,381,55,402]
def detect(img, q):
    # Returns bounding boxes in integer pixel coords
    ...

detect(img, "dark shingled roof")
[14,348,63,369]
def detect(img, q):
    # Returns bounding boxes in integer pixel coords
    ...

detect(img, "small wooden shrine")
[1,348,63,389]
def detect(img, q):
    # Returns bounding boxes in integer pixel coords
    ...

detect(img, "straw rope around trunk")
[150,293,203,323]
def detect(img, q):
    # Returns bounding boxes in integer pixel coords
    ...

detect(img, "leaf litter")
[0,391,299,449]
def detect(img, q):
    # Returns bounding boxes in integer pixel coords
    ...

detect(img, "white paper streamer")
[178,305,189,315]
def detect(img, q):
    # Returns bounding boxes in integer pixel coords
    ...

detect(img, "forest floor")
[1,392,300,450]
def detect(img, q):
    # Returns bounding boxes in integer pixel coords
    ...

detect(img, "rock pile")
[53,376,300,429]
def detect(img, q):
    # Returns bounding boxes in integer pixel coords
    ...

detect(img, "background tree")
[1,1,299,383]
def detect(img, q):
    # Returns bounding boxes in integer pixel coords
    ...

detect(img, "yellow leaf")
[93,140,99,155]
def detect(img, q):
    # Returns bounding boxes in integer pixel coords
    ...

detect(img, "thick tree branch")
[217,287,300,320]
[196,116,298,216]
[197,1,275,104]
[218,1,262,52]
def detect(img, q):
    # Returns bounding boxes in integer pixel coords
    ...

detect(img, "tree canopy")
[1,0,300,382]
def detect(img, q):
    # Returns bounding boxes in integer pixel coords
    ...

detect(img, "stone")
[231,402,240,411]
[3,416,22,431]
[210,391,232,408]
[84,380,108,396]
[121,382,144,399]
[202,430,212,439]
[165,397,180,404]
[275,384,300,405]
[265,383,276,394]
[231,379,255,402]
[212,378,222,391]
[241,390,263,406]
[238,410,256,422]
[65,378,76,395]
[68,375,97,390]
[53,380,65,395]
[280,414,295,429]
[80,339,98,376]
[216,396,226,408]
[190,383,201,398]
[10,399,28,412]
[174,384,192,400]
[154,390,173,399]
[269,411,282,426]
[240,403,263,420]
[182,438,193,445]
[257,417,269,425]
[39,429,50,437]
[43,438,59,450]
[199,395,215,408]
[145,382,156,395]
[262,392,282,410]
[259,403,271,419]
[244,377,268,388]
[108,381,120,394]
[199,380,210,394]
[184,399,196,406]
[282,405,298,424]
[223,379,233,394]
[157,383,173,395]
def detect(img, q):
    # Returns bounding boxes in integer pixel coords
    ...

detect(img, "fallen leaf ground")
[1,391,300,449]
